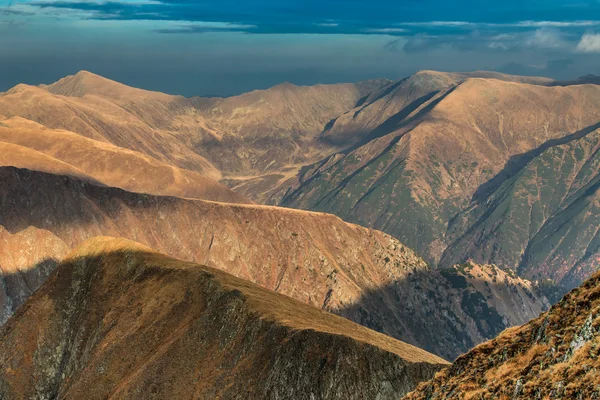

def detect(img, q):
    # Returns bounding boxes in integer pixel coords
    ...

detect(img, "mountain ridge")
[0,165,548,359]
[0,236,448,399]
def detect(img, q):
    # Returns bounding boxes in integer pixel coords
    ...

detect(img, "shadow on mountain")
[0,166,190,235]
[333,266,550,361]
[1,244,447,400]
[472,121,600,203]
[0,257,58,324]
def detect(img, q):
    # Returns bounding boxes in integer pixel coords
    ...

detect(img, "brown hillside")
[0,166,546,359]
[280,74,600,286]
[0,116,251,203]
[0,78,220,177]
[0,237,447,399]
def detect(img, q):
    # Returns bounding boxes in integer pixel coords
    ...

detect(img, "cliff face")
[404,270,600,400]
[0,237,448,400]
[0,166,548,359]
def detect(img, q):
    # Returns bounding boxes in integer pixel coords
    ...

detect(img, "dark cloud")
[24,0,600,35]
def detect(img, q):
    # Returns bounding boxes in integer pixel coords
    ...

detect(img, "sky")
[1,0,600,96]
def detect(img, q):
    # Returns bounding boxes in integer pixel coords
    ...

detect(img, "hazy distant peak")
[42,70,174,100]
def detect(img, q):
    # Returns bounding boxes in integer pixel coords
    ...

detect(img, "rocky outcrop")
[404,270,600,399]
[0,237,448,400]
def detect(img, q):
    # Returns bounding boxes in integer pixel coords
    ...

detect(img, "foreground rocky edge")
[404,270,600,399]
[0,237,447,400]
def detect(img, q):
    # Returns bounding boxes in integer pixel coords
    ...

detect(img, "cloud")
[488,28,567,51]
[15,0,600,36]
[524,28,566,48]
[397,20,600,29]
[400,21,475,28]
[514,20,600,28]
[365,28,407,34]
[154,21,256,34]
[0,7,34,16]
[576,33,600,53]
[398,34,475,53]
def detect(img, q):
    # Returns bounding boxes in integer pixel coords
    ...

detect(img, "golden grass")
[68,237,449,365]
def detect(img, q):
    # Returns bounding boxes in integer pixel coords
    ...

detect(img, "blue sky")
[1,0,600,95]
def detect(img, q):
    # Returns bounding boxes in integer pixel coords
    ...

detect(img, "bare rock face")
[404,270,600,399]
[0,237,448,400]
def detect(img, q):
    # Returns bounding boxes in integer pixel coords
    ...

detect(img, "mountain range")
[0,69,599,397]
[0,165,546,360]
[2,70,599,290]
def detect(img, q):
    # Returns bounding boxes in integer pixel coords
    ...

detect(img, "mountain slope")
[8,69,597,283]
[0,72,388,196]
[338,261,550,361]
[442,124,600,289]
[0,166,547,359]
[0,78,221,178]
[0,237,448,400]
[0,116,250,203]
[404,270,600,399]
[279,75,600,286]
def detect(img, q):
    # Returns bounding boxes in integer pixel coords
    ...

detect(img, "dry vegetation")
[0,237,447,399]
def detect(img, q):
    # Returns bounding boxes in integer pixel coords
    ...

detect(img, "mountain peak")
[42,70,127,98]
[42,70,172,100]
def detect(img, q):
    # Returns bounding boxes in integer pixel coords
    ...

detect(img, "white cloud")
[315,22,339,27]
[365,28,407,34]
[524,28,566,49]
[576,33,600,53]
[398,20,600,29]
[515,20,600,28]
[400,21,475,27]
[488,41,510,50]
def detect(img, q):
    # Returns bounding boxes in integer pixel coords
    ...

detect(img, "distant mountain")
[0,71,389,203]
[0,116,250,203]
[278,72,600,288]
[0,237,448,399]
[555,74,600,86]
[404,269,600,399]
